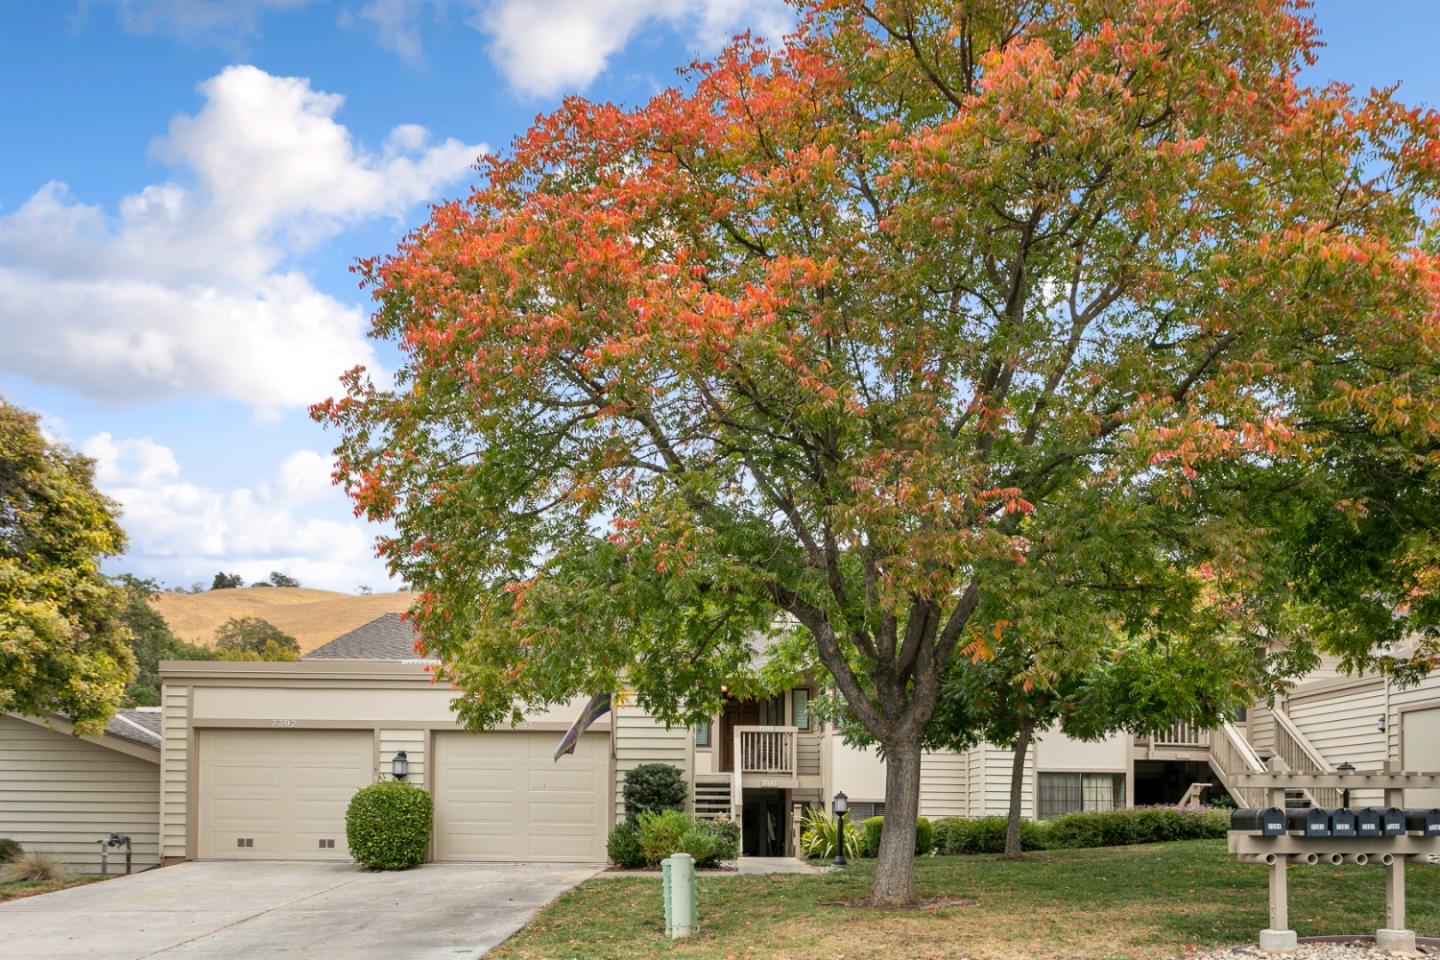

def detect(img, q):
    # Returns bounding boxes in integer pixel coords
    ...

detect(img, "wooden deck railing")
[1271,709,1342,807]
[735,726,797,776]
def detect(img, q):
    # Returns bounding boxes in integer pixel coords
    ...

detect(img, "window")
[1037,773,1126,819]
[761,696,784,726]
[694,721,712,748]
[849,801,884,820]
[792,688,811,731]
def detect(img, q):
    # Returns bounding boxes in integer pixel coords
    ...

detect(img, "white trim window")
[792,688,811,731]
[1037,772,1126,819]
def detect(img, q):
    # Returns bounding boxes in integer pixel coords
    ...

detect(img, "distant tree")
[211,572,244,590]
[357,585,373,596]
[213,616,301,660]
[0,397,134,733]
[251,581,272,588]
[114,575,215,706]
[267,571,301,588]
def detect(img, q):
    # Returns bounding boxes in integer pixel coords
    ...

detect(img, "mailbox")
[1232,808,1288,837]
[1288,808,1330,837]
[1404,809,1440,837]
[1382,808,1407,837]
[1356,808,1383,838]
[1330,809,1358,838]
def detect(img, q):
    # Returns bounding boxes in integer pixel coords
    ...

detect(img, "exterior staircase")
[694,773,734,820]
[1204,711,1339,809]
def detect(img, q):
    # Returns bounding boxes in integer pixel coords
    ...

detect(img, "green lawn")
[492,841,1440,960]
[0,876,101,903]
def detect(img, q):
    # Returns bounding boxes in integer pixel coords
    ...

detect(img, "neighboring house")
[6,612,1439,870]
[0,708,162,871]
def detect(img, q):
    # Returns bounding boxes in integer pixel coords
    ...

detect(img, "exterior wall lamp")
[392,750,409,781]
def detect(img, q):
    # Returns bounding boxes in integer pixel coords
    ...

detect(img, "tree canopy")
[213,616,301,661]
[115,575,216,706]
[0,397,134,733]
[317,0,1440,902]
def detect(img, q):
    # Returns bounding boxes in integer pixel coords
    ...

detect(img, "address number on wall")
[270,719,298,728]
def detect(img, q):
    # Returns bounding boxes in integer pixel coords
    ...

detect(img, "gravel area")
[1187,941,1440,959]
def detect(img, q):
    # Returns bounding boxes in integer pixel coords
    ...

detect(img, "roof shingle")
[302,612,431,661]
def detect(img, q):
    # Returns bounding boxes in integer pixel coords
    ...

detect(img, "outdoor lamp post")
[1336,761,1355,807]
[831,791,848,867]
[392,751,409,780]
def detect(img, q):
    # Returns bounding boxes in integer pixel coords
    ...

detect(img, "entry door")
[197,728,373,860]
[433,731,608,862]
[720,700,759,772]
[1404,708,1440,807]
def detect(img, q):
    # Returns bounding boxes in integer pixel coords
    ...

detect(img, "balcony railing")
[735,725,797,776]
[1151,721,1211,749]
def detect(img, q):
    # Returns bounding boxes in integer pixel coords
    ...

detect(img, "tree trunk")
[870,736,923,906]
[1003,719,1035,860]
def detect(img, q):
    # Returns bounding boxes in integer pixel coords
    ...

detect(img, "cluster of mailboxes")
[1232,807,1440,839]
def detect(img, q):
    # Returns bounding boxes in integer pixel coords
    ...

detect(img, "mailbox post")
[1228,767,1440,955]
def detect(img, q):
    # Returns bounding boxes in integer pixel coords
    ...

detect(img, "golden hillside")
[153,587,416,654]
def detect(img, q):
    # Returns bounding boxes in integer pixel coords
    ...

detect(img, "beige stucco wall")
[830,739,887,804]
[1034,729,1128,772]
[0,715,160,872]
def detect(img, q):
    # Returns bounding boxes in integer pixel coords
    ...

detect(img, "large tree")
[115,575,216,706]
[317,0,1440,903]
[0,398,133,733]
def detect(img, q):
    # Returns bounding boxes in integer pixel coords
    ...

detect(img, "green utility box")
[662,852,698,938]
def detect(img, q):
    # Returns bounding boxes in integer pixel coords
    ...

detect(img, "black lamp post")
[1336,761,1355,807]
[831,791,849,867]
[392,751,409,781]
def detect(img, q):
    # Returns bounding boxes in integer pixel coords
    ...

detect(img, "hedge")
[345,781,433,870]
[929,807,1228,855]
[610,811,740,868]
[621,764,688,823]
[856,814,932,858]
[0,838,21,864]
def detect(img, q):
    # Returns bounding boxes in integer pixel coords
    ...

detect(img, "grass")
[491,840,1440,960]
[153,587,414,652]
[0,876,101,903]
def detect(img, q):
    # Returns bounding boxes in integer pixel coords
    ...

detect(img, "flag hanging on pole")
[553,692,612,761]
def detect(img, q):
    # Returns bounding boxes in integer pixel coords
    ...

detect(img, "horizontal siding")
[1248,705,1275,756]
[797,732,822,778]
[977,743,1034,818]
[0,716,160,872]
[613,701,689,823]
[1288,681,1387,807]
[380,729,424,788]
[161,685,189,858]
[919,749,968,818]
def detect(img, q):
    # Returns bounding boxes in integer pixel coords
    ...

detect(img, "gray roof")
[302,613,432,662]
[106,708,162,749]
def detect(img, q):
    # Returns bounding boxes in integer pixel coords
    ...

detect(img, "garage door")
[1404,708,1440,807]
[198,729,373,860]
[434,731,608,862]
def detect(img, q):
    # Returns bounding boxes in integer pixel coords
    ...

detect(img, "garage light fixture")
[392,751,409,780]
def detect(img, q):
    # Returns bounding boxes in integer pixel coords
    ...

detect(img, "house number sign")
[270,719,298,728]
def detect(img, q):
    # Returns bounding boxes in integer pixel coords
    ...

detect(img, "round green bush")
[607,822,646,868]
[0,838,22,864]
[622,763,688,822]
[856,815,933,857]
[345,781,433,870]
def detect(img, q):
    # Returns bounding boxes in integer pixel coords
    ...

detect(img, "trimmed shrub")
[633,810,736,867]
[915,816,934,856]
[345,781,433,870]
[622,764,688,822]
[1044,807,1226,849]
[0,838,22,864]
[607,822,646,868]
[859,816,884,858]
[855,815,933,857]
[934,816,1047,854]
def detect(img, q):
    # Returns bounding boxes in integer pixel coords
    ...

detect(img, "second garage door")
[197,728,373,860]
[434,731,608,862]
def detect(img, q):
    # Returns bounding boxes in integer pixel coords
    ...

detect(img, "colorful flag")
[553,691,612,761]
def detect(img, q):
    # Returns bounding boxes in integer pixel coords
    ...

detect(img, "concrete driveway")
[0,860,598,960]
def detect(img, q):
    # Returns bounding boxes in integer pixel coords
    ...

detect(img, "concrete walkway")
[737,856,822,875]
[0,860,598,960]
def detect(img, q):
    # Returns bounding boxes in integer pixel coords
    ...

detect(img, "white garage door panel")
[435,731,607,862]
[198,729,372,860]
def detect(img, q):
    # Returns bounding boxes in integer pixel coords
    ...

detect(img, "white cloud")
[84,432,391,592]
[358,0,446,65]
[469,0,793,98]
[0,65,485,414]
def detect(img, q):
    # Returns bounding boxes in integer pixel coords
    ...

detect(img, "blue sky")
[0,0,1434,593]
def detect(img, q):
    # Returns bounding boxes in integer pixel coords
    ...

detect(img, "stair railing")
[1209,721,1268,808]
[1270,709,1341,808]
